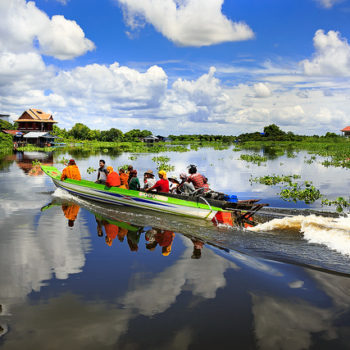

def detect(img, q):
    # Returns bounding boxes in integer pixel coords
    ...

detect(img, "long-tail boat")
[42,165,268,225]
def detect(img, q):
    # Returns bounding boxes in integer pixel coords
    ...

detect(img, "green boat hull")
[42,166,229,221]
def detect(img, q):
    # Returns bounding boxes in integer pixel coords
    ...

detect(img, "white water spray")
[249,215,350,257]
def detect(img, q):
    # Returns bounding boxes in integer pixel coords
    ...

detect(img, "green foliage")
[87,167,96,174]
[0,132,13,152]
[263,124,286,138]
[32,159,42,166]
[169,134,236,143]
[52,125,68,138]
[321,197,350,213]
[0,119,14,130]
[118,164,129,171]
[123,129,152,142]
[250,174,301,186]
[69,123,91,140]
[151,156,175,172]
[57,157,69,165]
[100,128,123,142]
[240,153,267,165]
[279,182,322,204]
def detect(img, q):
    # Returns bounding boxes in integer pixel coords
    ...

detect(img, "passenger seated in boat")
[105,166,121,188]
[177,172,195,194]
[60,159,81,181]
[168,175,180,193]
[96,160,108,184]
[145,170,169,193]
[119,168,129,189]
[129,170,140,190]
[127,165,133,184]
[202,176,210,191]
[143,169,156,190]
[186,164,207,193]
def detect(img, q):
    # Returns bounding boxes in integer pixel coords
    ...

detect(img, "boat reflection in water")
[42,196,206,259]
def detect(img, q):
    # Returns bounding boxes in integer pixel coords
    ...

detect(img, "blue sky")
[1,0,350,135]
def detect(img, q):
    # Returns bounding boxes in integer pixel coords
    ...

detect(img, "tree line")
[53,124,153,142]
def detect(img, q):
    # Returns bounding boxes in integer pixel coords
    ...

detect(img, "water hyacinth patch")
[250,174,301,186]
[279,182,322,204]
[240,153,267,165]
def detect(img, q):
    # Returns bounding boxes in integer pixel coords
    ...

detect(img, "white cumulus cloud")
[301,30,350,76]
[53,62,168,110]
[0,0,95,59]
[254,83,271,98]
[314,0,343,8]
[117,0,254,46]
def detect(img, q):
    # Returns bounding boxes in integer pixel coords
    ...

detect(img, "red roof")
[341,126,350,132]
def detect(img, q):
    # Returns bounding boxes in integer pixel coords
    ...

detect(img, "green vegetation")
[151,156,175,172]
[0,133,13,154]
[250,174,301,186]
[169,134,235,143]
[87,167,96,174]
[321,197,350,213]
[240,153,267,165]
[279,182,322,204]
[250,174,350,212]
[53,124,152,142]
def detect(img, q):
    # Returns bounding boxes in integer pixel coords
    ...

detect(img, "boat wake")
[249,214,350,257]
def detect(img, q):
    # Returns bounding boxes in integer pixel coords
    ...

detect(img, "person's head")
[188,164,197,174]
[99,159,105,168]
[106,166,113,174]
[68,220,74,227]
[127,165,133,172]
[169,176,179,184]
[203,176,208,184]
[145,229,157,243]
[130,169,137,177]
[119,168,125,174]
[144,170,154,178]
[158,170,167,179]
[68,159,76,166]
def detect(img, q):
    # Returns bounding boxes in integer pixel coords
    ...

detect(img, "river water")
[1,147,350,349]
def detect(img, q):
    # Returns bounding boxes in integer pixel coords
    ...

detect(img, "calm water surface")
[1,148,350,349]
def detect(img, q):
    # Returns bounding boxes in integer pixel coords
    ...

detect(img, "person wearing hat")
[105,166,121,188]
[128,169,140,190]
[60,159,81,181]
[145,170,169,193]
[168,175,180,194]
[143,169,156,190]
